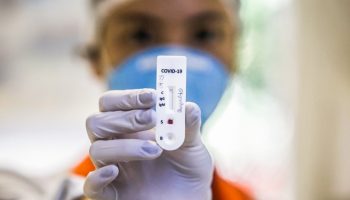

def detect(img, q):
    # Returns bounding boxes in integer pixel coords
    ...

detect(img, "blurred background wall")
[295,0,350,199]
[205,0,295,199]
[0,1,103,198]
[0,0,101,175]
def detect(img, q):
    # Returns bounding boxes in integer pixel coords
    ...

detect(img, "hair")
[89,0,240,14]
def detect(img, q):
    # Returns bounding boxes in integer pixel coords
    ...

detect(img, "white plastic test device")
[156,56,187,151]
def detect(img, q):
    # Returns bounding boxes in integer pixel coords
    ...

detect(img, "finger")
[86,109,156,142]
[84,165,119,200]
[117,130,156,141]
[183,102,202,147]
[99,89,156,112]
[165,103,212,175]
[90,139,162,167]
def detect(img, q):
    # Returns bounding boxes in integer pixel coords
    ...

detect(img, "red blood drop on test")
[167,119,174,124]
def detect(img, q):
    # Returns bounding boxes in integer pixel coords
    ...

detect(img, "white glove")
[83,89,213,200]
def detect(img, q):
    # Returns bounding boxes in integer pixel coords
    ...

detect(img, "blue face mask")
[108,46,230,124]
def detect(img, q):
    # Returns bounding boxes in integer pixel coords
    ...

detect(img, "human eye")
[127,26,155,46]
[194,28,220,43]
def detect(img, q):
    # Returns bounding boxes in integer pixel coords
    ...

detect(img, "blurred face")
[93,0,239,77]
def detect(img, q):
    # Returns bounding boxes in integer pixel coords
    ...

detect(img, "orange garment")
[73,157,253,200]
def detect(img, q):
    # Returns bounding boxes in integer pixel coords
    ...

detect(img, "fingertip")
[150,109,156,126]
[98,90,112,112]
[136,109,156,126]
[89,141,100,164]
[84,165,119,198]
[100,165,119,179]
[141,141,163,157]
[185,102,201,128]
[86,113,100,142]
[138,89,156,106]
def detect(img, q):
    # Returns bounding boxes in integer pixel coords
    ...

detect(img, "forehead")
[97,0,231,22]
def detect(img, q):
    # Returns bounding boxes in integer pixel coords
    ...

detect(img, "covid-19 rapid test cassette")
[156,56,187,151]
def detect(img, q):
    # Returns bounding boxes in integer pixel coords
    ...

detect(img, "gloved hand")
[83,89,213,200]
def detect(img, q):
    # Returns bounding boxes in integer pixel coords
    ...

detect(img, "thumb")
[168,102,213,178]
[84,165,119,200]
[183,102,202,147]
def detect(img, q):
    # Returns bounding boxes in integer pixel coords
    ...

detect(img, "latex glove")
[84,89,213,200]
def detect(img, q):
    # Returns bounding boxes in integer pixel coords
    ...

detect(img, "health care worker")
[73,0,252,199]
